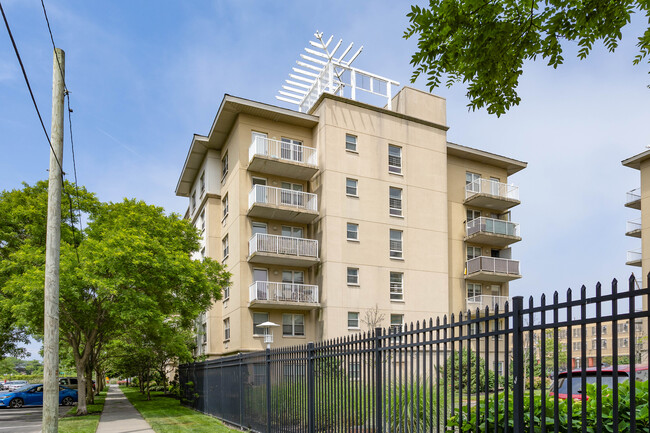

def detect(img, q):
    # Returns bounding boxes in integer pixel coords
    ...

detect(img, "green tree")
[1,183,229,415]
[404,1,650,115]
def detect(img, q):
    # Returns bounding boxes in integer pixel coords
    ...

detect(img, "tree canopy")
[0,182,229,414]
[404,0,650,115]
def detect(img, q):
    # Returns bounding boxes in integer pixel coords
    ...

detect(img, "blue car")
[0,384,77,408]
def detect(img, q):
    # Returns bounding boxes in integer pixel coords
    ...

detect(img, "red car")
[550,364,648,400]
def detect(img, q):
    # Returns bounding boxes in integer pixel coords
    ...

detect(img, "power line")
[0,1,63,174]
[40,0,66,92]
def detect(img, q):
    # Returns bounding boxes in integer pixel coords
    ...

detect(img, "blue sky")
[1,1,649,359]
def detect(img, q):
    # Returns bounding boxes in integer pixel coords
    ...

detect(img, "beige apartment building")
[175,87,526,358]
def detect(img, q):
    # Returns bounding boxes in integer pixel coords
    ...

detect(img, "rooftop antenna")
[277,31,399,113]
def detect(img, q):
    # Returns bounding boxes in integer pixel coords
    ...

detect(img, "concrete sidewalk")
[96,386,155,433]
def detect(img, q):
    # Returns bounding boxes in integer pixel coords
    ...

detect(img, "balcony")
[248,137,318,180]
[249,281,320,310]
[465,179,520,211]
[625,188,641,210]
[248,185,318,223]
[465,217,521,247]
[626,249,642,267]
[466,295,510,313]
[248,233,319,266]
[626,218,642,238]
[465,256,521,282]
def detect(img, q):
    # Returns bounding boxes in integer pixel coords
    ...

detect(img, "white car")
[1,380,29,391]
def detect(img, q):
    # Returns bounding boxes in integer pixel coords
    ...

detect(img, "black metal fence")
[179,276,650,433]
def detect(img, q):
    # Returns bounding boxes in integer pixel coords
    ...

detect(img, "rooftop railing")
[249,281,319,304]
[249,136,318,166]
[466,217,520,237]
[466,256,520,276]
[249,233,318,259]
[465,178,519,201]
[248,185,318,212]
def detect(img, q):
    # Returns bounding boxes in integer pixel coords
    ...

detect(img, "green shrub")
[447,380,649,432]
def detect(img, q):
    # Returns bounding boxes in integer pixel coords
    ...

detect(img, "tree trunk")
[75,363,88,415]
[85,365,94,405]
[95,367,103,394]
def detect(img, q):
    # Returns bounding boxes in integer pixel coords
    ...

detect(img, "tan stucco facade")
[177,88,526,358]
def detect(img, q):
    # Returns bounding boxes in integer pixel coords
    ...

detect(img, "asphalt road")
[0,405,70,433]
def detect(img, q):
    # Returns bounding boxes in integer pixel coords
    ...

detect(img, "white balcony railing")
[466,295,510,312]
[627,249,642,263]
[466,256,520,276]
[627,218,642,233]
[465,178,519,201]
[249,233,318,259]
[626,188,641,205]
[249,136,318,166]
[466,217,520,238]
[249,281,319,304]
[248,185,318,212]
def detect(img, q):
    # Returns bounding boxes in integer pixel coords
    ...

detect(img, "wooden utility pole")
[43,47,65,433]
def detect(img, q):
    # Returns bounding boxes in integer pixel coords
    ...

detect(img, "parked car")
[1,380,29,391]
[0,384,77,408]
[550,364,648,399]
[58,377,95,391]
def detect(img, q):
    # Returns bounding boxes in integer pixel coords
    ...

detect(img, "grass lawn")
[120,386,240,433]
[59,388,108,433]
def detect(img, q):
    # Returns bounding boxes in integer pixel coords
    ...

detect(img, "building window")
[602,325,607,335]
[348,312,360,329]
[389,229,403,258]
[223,318,230,341]
[200,210,205,232]
[223,285,230,300]
[191,190,196,213]
[619,322,629,333]
[345,134,357,152]
[222,235,229,259]
[388,145,402,174]
[620,338,629,348]
[467,283,481,298]
[573,328,579,338]
[253,312,269,335]
[283,314,305,336]
[390,272,403,300]
[349,362,360,380]
[346,178,358,196]
[466,172,481,192]
[200,247,205,259]
[466,209,480,222]
[222,194,228,220]
[201,322,207,344]
[592,326,597,336]
[573,342,581,351]
[281,138,303,162]
[200,172,205,195]
[221,152,228,181]
[389,187,402,216]
[602,339,608,349]
[390,314,403,333]
[591,340,597,350]
[283,364,306,379]
[347,268,359,285]
[466,246,482,260]
[347,223,359,241]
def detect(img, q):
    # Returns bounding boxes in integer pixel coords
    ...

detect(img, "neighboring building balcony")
[248,137,318,180]
[626,218,642,238]
[248,233,319,266]
[465,256,521,282]
[626,249,642,267]
[465,217,521,247]
[466,295,510,313]
[248,185,318,223]
[465,179,520,211]
[625,188,641,210]
[249,281,320,310]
